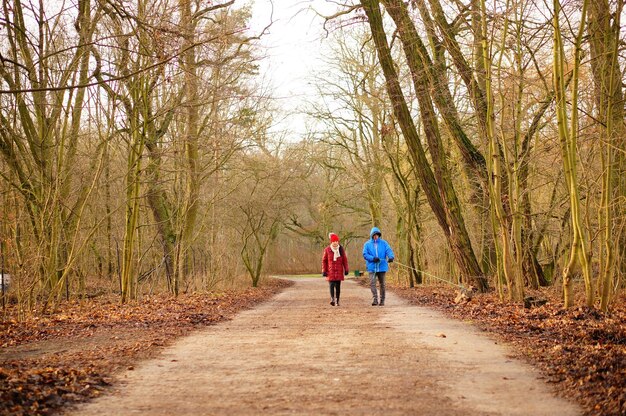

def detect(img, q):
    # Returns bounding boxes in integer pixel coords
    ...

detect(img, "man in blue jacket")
[362,227,394,306]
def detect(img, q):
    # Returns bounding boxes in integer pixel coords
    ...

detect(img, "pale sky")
[249,0,342,139]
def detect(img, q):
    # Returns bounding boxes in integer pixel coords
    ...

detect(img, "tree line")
[0,0,624,314]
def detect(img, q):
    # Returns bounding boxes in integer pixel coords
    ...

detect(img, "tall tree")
[361,0,488,291]
[0,0,102,305]
[311,27,424,284]
[587,0,625,310]
[552,0,594,307]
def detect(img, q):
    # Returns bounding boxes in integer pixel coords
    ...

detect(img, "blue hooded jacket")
[362,227,395,273]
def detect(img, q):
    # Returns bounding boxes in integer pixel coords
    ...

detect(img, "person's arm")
[362,243,372,262]
[364,243,379,263]
[386,242,395,261]
[322,249,329,276]
[342,246,349,275]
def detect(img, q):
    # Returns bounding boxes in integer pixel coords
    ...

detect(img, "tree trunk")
[587,0,625,310]
[361,0,487,292]
[174,0,202,295]
[552,0,594,307]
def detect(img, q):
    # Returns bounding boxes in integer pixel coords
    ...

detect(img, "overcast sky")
[249,0,341,139]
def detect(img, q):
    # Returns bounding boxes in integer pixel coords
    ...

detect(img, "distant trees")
[228,141,309,286]
[91,1,260,301]
[309,26,426,286]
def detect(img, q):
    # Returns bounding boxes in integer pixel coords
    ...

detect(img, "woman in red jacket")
[322,233,349,306]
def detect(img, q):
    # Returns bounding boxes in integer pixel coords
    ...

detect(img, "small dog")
[454,286,475,303]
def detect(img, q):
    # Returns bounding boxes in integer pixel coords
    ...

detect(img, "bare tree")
[0,0,103,308]
[552,0,594,307]
[360,0,488,291]
[587,0,625,310]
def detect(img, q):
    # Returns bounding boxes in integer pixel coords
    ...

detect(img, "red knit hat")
[329,233,339,243]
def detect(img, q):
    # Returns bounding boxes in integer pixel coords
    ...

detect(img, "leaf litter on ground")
[2,278,624,416]
[0,279,293,416]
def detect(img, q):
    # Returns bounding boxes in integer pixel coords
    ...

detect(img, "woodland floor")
[0,279,292,416]
[0,277,623,415]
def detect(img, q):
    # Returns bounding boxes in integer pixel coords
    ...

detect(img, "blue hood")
[363,226,394,273]
[369,227,382,239]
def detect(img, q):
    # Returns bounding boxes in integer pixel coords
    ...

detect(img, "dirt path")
[67,278,582,416]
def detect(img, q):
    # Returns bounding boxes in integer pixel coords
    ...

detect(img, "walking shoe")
[336,299,340,306]
[330,298,335,306]
[379,301,385,306]
[372,299,378,306]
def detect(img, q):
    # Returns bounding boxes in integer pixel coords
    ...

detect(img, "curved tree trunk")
[552,0,594,307]
[587,0,625,310]
[361,0,487,292]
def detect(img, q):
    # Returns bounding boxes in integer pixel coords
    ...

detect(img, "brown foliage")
[390,283,626,416]
[0,279,293,416]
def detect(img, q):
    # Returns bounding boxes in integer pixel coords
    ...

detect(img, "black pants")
[329,281,341,300]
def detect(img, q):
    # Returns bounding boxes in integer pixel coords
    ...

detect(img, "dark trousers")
[369,272,386,302]
[329,281,341,300]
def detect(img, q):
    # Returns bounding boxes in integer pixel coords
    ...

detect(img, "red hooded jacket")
[322,245,349,281]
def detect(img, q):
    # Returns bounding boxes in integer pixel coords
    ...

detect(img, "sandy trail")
[68,278,581,416]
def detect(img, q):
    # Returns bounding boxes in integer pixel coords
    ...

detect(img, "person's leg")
[369,272,378,305]
[378,272,386,305]
[329,281,335,305]
[336,281,341,306]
